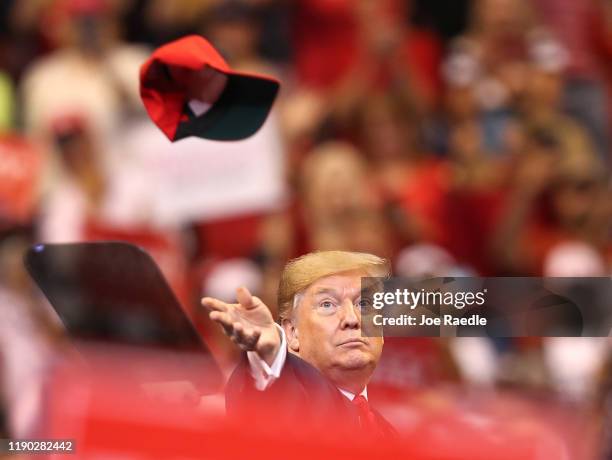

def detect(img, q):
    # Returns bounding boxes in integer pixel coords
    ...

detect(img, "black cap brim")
[174,73,279,141]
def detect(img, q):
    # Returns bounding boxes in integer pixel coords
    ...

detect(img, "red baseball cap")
[140,35,280,142]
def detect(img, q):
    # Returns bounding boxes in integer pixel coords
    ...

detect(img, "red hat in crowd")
[140,35,280,142]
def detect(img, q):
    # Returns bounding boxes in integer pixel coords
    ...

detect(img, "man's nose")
[339,299,360,329]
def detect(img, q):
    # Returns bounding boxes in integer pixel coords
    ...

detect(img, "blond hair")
[277,251,390,321]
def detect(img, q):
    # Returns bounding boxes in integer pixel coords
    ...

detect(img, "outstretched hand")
[201,287,281,366]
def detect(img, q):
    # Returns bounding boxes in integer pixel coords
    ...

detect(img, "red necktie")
[352,394,379,434]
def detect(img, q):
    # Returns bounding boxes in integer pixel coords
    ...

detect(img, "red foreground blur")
[36,344,596,460]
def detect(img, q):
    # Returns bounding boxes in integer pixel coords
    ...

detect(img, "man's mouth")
[337,338,368,347]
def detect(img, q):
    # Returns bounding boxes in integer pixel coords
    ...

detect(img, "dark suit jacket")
[225,353,396,439]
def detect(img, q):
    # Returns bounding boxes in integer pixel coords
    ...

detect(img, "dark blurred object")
[410,0,471,42]
[255,0,292,63]
[24,242,222,393]
[122,0,206,47]
[0,410,6,439]
[0,1,49,81]
[0,0,16,38]
[25,242,202,350]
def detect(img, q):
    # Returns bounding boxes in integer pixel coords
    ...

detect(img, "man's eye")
[357,298,371,308]
[320,301,335,309]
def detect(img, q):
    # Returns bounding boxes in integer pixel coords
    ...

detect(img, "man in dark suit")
[202,250,395,439]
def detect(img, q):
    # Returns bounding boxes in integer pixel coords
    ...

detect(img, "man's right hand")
[201,287,281,366]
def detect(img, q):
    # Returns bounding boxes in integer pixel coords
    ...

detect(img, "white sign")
[111,114,287,227]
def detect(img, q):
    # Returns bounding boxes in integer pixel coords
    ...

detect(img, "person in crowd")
[201,1,279,78]
[21,0,148,146]
[492,126,609,275]
[38,115,106,243]
[531,0,611,163]
[297,141,396,259]
[519,31,598,170]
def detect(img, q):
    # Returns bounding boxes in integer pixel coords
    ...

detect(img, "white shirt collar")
[338,386,368,401]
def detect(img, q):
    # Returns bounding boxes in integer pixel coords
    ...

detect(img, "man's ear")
[282,318,299,353]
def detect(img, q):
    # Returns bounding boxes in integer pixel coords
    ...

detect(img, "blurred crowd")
[0,0,611,457]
